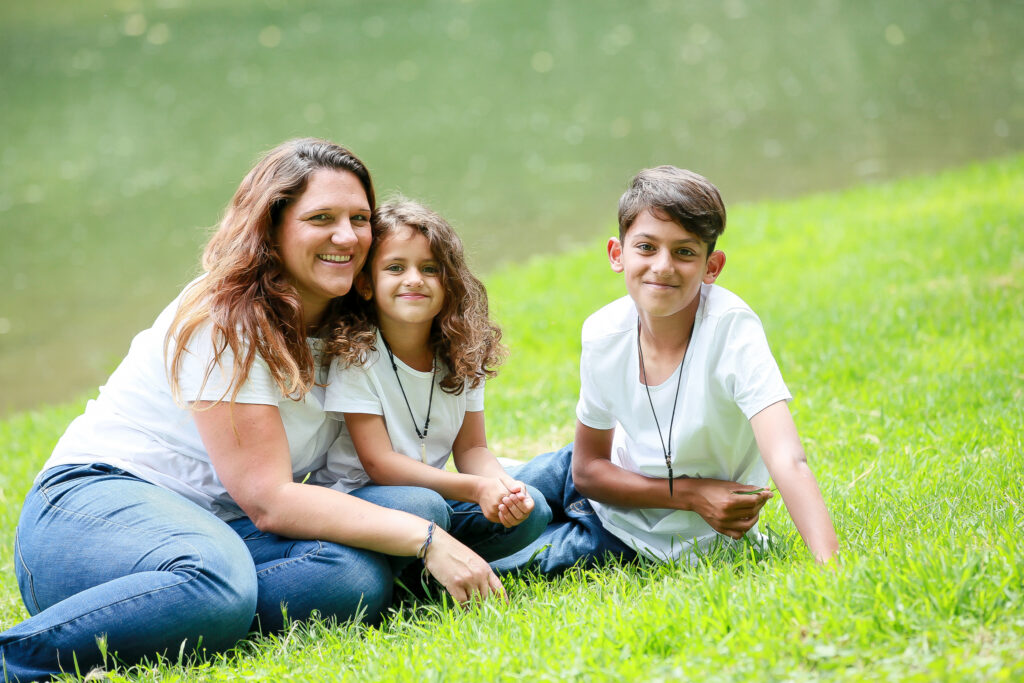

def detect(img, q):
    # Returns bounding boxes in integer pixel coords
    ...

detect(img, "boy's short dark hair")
[618,166,726,253]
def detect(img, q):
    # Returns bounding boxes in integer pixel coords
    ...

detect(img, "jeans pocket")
[14,528,40,615]
[567,498,595,516]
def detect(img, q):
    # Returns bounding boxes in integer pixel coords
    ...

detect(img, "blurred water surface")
[1,0,1022,414]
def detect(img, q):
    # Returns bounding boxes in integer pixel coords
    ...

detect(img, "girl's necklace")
[381,336,436,462]
[636,318,692,496]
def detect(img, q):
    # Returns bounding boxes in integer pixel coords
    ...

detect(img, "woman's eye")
[310,213,331,222]
[352,214,370,224]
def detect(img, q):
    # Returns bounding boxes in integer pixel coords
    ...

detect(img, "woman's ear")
[356,273,373,300]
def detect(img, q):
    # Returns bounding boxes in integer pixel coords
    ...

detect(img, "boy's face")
[608,210,725,321]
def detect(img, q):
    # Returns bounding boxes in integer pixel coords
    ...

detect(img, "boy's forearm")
[771,460,838,563]
[574,456,698,511]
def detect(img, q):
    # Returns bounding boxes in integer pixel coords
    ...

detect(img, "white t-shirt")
[318,329,485,492]
[576,283,792,561]
[44,279,340,521]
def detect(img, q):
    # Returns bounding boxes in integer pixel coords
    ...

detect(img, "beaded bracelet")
[416,521,436,559]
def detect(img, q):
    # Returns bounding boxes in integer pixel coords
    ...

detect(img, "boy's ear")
[607,237,625,273]
[355,273,373,300]
[703,250,726,283]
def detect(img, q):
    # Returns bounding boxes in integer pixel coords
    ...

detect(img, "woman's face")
[277,168,372,325]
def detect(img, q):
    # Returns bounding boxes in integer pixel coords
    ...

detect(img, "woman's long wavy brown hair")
[166,138,375,406]
[326,199,506,394]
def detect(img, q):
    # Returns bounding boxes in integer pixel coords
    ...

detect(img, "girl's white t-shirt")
[43,279,340,521]
[576,284,792,561]
[319,329,484,492]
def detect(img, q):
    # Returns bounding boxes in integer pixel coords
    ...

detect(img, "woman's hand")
[422,528,506,604]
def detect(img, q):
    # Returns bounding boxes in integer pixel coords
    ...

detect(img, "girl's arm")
[344,411,500,507]
[193,401,504,602]
[451,410,533,527]
[750,400,839,564]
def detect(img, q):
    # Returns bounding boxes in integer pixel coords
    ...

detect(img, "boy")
[493,166,837,573]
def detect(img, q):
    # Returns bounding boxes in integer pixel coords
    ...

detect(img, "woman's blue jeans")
[0,463,447,682]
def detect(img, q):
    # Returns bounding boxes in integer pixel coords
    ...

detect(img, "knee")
[523,484,553,531]
[179,535,258,643]
[389,487,451,530]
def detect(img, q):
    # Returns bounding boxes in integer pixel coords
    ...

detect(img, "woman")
[0,138,502,681]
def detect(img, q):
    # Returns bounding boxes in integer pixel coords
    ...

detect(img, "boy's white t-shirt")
[576,283,792,561]
[43,279,340,521]
[319,329,485,492]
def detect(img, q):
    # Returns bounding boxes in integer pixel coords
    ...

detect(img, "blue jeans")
[490,444,637,575]
[353,482,552,564]
[0,464,446,682]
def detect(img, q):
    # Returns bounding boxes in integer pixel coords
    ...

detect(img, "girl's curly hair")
[326,198,506,393]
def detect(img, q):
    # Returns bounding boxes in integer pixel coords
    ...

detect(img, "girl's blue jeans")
[489,444,637,576]
[0,463,447,682]
[353,483,553,565]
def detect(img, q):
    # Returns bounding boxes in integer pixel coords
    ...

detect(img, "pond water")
[1,0,1022,415]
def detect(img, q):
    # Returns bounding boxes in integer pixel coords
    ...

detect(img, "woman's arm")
[192,401,503,601]
[750,400,839,564]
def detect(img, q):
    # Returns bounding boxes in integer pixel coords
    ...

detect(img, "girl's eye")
[422,264,441,275]
[384,264,404,273]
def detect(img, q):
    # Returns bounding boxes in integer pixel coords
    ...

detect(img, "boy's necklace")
[636,318,693,496]
[381,336,436,462]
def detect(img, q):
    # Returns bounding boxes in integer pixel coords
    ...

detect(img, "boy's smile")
[608,210,725,323]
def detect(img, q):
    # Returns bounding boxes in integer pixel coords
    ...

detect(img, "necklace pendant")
[667,463,674,496]
[420,438,427,462]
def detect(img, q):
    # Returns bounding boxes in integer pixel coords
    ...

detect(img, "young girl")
[322,199,551,564]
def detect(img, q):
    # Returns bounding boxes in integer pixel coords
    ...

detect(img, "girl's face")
[362,226,445,331]
[277,169,372,324]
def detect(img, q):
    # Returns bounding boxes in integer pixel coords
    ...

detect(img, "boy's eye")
[636,243,654,252]
[675,248,696,257]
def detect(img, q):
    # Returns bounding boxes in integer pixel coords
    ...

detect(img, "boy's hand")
[496,474,534,528]
[690,479,773,539]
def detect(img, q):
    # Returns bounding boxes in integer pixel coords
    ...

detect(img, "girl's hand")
[496,474,534,528]
[422,528,506,604]
[475,477,516,525]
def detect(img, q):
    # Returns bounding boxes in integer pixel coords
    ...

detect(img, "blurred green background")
[2,0,1022,416]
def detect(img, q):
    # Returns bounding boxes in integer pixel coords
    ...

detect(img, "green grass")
[2,156,1023,680]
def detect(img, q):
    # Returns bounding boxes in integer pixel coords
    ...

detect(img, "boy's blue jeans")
[353,483,553,564]
[0,463,446,682]
[490,444,637,575]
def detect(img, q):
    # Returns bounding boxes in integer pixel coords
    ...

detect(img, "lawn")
[1,156,1022,680]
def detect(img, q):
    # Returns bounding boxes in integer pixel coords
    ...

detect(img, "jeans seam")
[36,481,209,574]
[13,530,39,614]
[0,570,198,647]
[254,541,325,578]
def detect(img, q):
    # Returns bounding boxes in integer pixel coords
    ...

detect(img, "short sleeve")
[324,357,384,417]
[465,380,485,412]
[575,339,616,430]
[175,323,279,405]
[712,309,792,419]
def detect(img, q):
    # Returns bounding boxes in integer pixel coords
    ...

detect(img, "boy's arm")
[571,420,773,539]
[452,410,533,527]
[750,400,838,563]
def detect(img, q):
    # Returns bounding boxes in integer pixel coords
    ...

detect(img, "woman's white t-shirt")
[576,283,792,561]
[318,329,484,492]
[43,279,340,521]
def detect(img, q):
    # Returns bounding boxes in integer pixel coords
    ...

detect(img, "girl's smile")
[362,226,445,335]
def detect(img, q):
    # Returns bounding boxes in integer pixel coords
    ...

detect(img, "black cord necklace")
[381,335,437,462]
[636,317,691,496]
